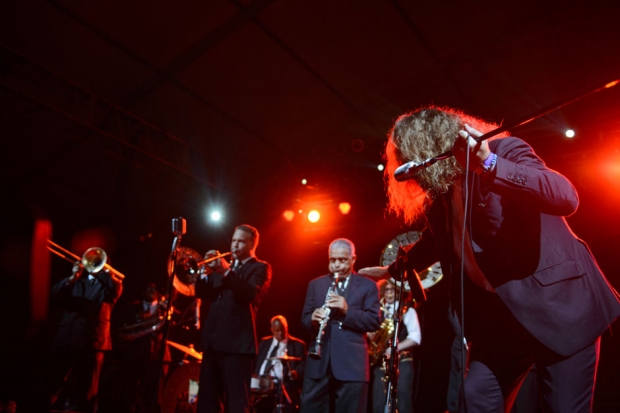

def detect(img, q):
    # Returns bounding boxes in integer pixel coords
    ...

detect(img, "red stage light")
[338,202,351,215]
[283,210,295,221]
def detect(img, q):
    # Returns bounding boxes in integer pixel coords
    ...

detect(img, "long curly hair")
[384,106,506,224]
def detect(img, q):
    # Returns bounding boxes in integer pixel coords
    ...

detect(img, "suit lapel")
[238,257,256,280]
[344,274,360,300]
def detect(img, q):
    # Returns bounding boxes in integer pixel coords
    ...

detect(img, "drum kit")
[251,355,302,413]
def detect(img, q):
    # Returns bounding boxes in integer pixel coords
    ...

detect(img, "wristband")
[481,152,497,173]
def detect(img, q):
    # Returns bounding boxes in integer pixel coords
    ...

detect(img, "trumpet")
[183,251,232,276]
[196,251,232,267]
[308,272,339,360]
[47,239,125,280]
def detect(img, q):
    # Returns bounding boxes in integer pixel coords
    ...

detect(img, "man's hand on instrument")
[311,307,327,326]
[69,262,85,283]
[358,266,389,278]
[327,293,348,314]
[205,250,230,274]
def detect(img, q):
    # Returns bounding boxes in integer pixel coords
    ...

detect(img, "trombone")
[47,239,125,280]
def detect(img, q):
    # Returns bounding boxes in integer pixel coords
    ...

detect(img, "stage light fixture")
[302,179,307,185]
[565,129,575,138]
[283,210,295,221]
[307,210,320,223]
[338,202,351,215]
[210,211,222,222]
[377,164,385,171]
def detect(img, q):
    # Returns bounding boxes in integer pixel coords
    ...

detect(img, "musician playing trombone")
[195,224,272,413]
[48,250,123,413]
[300,238,380,413]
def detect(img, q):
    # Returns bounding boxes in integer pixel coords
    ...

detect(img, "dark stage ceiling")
[1,1,620,411]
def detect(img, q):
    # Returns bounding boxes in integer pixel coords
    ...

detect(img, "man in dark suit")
[254,315,307,412]
[360,107,620,413]
[195,224,272,413]
[300,238,381,413]
[49,258,123,413]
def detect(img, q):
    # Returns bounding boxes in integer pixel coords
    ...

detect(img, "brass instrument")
[47,239,125,280]
[171,247,232,296]
[116,312,166,341]
[308,272,339,360]
[368,306,395,367]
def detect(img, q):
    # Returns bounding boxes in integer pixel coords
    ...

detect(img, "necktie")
[263,341,280,375]
[233,260,242,273]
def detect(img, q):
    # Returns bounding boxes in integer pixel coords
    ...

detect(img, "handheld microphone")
[394,156,443,182]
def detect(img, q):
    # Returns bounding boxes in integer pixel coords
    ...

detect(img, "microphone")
[172,217,186,237]
[394,161,420,182]
[394,155,444,182]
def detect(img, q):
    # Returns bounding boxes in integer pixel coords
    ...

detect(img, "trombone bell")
[82,247,107,274]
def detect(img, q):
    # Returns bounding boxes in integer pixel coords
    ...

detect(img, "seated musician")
[254,315,306,412]
[115,282,169,413]
[368,279,421,413]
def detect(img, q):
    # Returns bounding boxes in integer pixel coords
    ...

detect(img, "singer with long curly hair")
[360,106,620,413]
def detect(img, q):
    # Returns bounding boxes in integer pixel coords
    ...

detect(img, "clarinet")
[308,272,339,360]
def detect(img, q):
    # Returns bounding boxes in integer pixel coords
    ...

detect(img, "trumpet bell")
[82,247,107,273]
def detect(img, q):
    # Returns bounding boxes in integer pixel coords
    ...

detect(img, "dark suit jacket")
[302,273,380,381]
[396,137,620,357]
[254,335,307,396]
[51,270,123,350]
[196,257,271,354]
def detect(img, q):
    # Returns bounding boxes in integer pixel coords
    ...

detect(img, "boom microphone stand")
[394,79,619,181]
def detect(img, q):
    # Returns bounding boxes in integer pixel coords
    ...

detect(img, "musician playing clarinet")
[300,238,380,413]
[195,224,272,413]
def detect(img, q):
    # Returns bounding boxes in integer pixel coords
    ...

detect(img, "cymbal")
[267,355,301,362]
[167,340,203,361]
[419,262,443,289]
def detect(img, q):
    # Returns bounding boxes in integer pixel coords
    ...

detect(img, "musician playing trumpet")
[368,279,421,413]
[194,224,272,413]
[300,238,380,413]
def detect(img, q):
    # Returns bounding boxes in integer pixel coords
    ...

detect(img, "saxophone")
[367,302,396,367]
[308,272,339,360]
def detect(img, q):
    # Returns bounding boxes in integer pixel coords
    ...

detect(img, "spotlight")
[377,164,385,171]
[210,211,222,222]
[283,210,295,221]
[301,179,307,185]
[307,210,320,223]
[338,202,351,215]
[565,129,575,138]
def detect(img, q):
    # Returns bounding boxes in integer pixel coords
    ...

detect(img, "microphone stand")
[395,78,619,180]
[383,247,408,413]
[149,217,187,413]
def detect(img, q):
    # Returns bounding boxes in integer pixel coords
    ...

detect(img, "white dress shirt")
[259,337,289,380]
